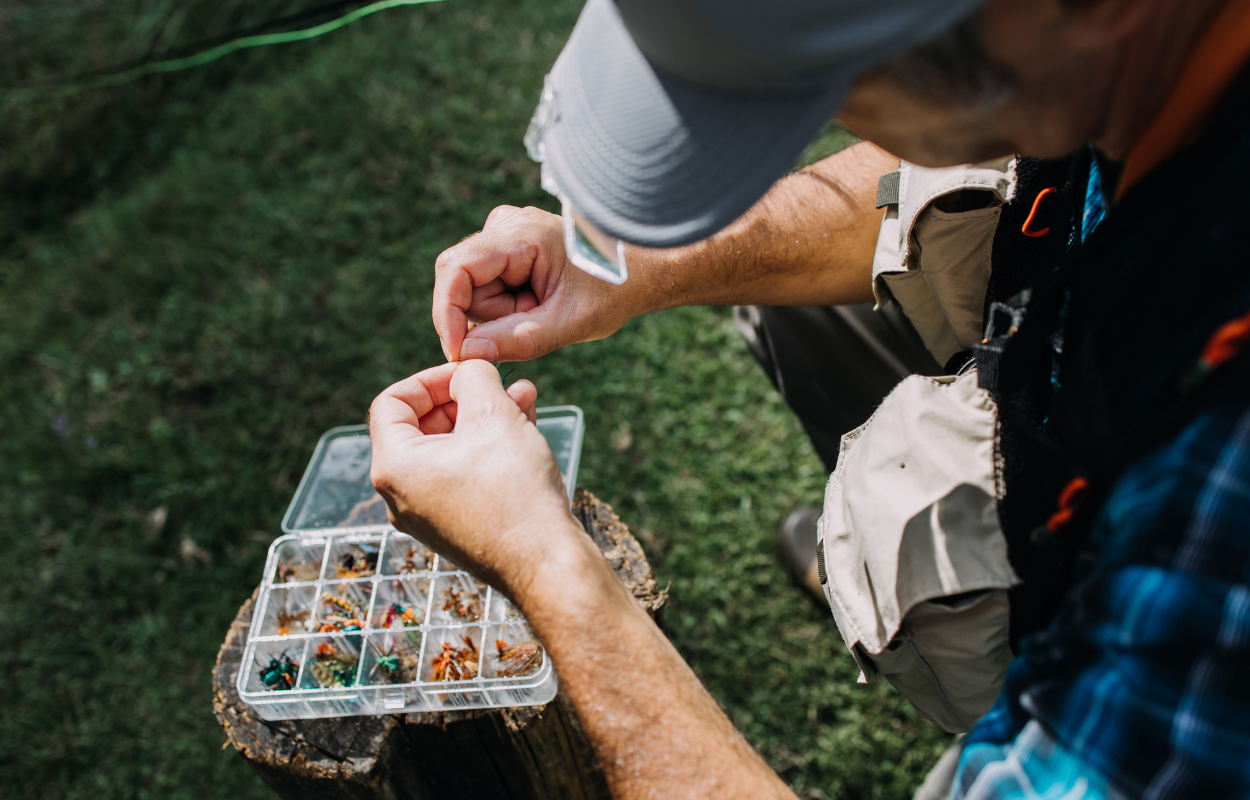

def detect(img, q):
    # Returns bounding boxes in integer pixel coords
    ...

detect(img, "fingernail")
[460,338,498,362]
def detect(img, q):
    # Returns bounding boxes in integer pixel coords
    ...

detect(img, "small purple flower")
[52,415,69,438]
[84,436,98,450]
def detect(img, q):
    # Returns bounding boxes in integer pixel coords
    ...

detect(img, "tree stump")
[214,488,665,800]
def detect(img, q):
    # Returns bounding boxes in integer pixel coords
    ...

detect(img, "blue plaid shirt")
[952,385,1250,799]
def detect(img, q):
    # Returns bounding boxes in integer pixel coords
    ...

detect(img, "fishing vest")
[817,71,1250,732]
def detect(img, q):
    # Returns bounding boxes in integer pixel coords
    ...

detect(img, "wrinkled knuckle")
[484,205,517,229]
[434,249,460,273]
[513,206,550,228]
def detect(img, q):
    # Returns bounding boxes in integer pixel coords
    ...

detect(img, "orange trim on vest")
[1201,308,1250,368]
[1045,475,1090,532]
[1118,0,1250,201]
[1021,187,1058,237]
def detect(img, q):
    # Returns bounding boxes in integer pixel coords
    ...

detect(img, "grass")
[0,1,947,797]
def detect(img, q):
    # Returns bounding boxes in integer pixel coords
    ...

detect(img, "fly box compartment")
[237,406,584,720]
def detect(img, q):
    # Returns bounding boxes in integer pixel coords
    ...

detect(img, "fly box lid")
[238,406,584,720]
[281,405,585,533]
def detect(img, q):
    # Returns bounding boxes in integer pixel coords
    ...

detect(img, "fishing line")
[4,0,445,101]
[159,0,404,58]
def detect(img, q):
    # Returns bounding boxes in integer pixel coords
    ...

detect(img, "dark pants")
[734,302,941,473]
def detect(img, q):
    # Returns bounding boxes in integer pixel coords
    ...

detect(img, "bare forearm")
[372,362,794,793]
[620,141,897,316]
[431,141,895,363]
[517,530,796,800]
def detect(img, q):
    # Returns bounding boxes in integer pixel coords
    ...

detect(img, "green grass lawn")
[0,2,948,797]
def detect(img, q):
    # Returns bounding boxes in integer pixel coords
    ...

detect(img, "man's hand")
[431,143,896,366]
[368,360,586,596]
[433,206,632,363]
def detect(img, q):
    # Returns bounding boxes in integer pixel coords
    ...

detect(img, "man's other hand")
[432,206,630,363]
[368,360,582,595]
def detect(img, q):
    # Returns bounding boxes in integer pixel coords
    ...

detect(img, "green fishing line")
[5,0,445,101]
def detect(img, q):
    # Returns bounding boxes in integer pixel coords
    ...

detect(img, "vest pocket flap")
[819,371,1016,656]
[895,483,1017,621]
[871,159,1016,366]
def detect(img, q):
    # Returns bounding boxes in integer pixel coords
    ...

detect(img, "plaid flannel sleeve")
[952,398,1250,800]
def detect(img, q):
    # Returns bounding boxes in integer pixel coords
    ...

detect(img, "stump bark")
[214,488,665,800]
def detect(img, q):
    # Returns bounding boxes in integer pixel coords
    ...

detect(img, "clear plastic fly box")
[237,406,584,720]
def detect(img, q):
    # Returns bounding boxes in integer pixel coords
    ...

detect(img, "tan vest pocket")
[817,370,1017,733]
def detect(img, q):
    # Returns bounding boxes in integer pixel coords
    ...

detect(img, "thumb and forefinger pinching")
[369,361,458,437]
[370,360,537,447]
[449,359,537,426]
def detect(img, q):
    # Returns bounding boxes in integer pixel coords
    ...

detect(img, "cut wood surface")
[213,488,665,800]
